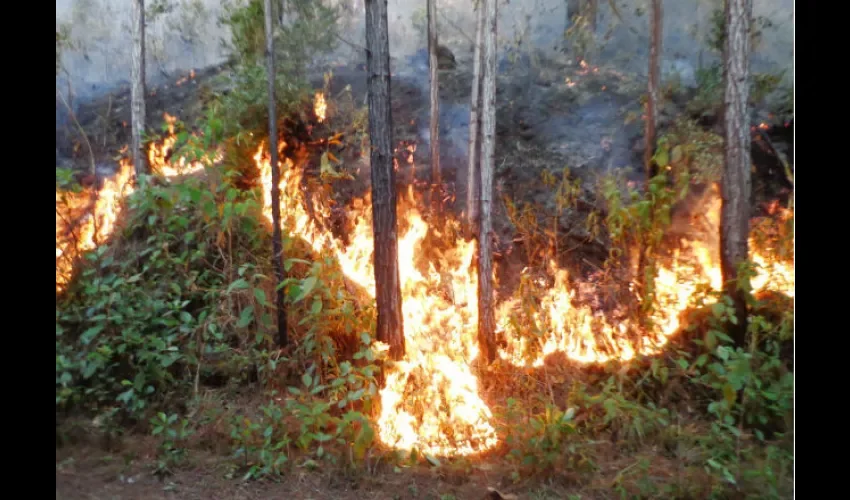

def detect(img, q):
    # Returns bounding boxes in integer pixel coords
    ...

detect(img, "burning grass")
[56,91,793,497]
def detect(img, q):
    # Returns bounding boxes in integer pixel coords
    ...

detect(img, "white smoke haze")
[56,0,793,102]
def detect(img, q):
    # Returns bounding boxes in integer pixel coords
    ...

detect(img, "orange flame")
[147,113,209,177]
[56,159,135,292]
[57,99,794,458]
[314,92,327,123]
[252,139,794,456]
[56,115,213,293]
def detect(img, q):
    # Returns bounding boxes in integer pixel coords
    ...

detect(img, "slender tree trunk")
[566,0,580,28]
[366,0,405,360]
[721,0,752,346]
[264,0,288,348]
[466,0,485,234]
[644,0,662,178]
[587,0,597,32]
[428,0,441,196]
[477,0,498,365]
[130,0,148,177]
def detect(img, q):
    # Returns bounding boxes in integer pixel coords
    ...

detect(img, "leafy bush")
[502,398,594,479]
[56,173,262,424]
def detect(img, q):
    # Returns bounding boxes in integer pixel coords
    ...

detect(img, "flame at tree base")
[57,113,793,458]
[252,141,793,457]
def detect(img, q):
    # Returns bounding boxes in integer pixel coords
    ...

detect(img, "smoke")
[56,0,793,102]
[56,0,229,102]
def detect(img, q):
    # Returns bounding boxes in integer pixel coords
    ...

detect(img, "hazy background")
[56,0,793,101]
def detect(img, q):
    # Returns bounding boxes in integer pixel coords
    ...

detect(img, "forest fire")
[314,92,327,123]
[254,143,498,455]
[55,117,209,292]
[55,157,135,292]
[251,139,794,455]
[57,111,793,456]
[147,113,207,177]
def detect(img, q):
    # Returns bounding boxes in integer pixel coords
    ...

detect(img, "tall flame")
[252,141,793,456]
[56,115,212,293]
[314,92,327,123]
[57,109,793,457]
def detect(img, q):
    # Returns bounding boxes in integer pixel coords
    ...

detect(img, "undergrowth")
[56,27,793,498]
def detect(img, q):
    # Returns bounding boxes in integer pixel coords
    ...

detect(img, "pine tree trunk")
[428,0,441,193]
[130,0,148,177]
[466,0,485,234]
[264,0,288,348]
[366,0,405,360]
[644,0,662,178]
[477,0,498,365]
[721,0,753,346]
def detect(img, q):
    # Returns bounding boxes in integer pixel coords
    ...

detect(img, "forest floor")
[57,443,571,499]
[56,47,793,500]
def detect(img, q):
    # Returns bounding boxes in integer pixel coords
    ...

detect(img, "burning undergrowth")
[57,85,793,464]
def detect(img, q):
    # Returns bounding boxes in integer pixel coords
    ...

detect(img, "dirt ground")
[56,444,561,500]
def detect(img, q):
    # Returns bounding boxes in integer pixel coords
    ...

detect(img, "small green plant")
[151,412,194,476]
[229,398,291,480]
[502,397,594,479]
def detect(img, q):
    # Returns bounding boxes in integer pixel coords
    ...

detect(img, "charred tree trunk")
[721,0,753,346]
[130,0,148,177]
[466,0,485,234]
[428,0,441,195]
[366,0,405,360]
[264,0,288,348]
[644,0,662,179]
[478,0,498,365]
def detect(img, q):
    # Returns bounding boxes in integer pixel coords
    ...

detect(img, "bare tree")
[264,0,288,348]
[428,0,441,198]
[477,0,498,364]
[466,0,485,233]
[366,0,405,360]
[130,0,148,177]
[644,0,662,178]
[721,0,753,345]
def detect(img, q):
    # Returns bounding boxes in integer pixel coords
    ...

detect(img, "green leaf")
[237,306,254,328]
[254,288,267,307]
[227,278,250,293]
[302,373,313,389]
[81,325,105,345]
[671,145,684,164]
[677,358,689,371]
[654,147,669,168]
[310,298,323,315]
[722,383,737,405]
[294,276,318,303]
[424,453,441,467]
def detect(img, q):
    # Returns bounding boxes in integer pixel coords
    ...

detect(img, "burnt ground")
[56,49,793,499]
